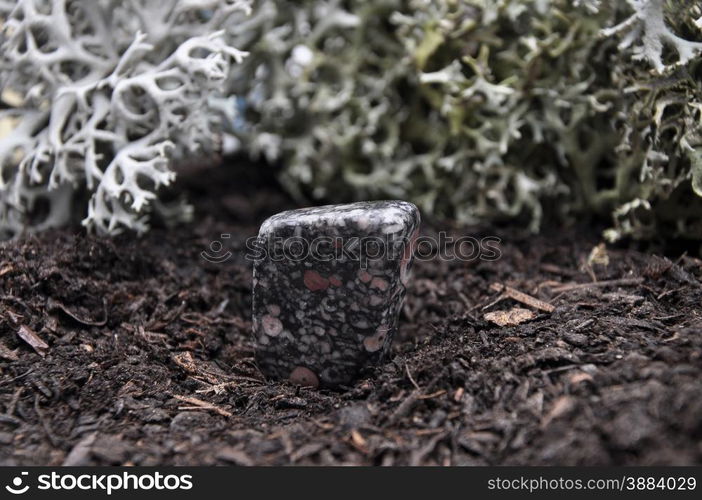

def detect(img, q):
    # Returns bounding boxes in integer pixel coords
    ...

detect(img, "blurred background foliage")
[228,0,702,241]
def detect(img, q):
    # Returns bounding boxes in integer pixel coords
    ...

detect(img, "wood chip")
[350,429,368,453]
[541,396,576,427]
[290,442,325,462]
[414,428,446,437]
[62,432,97,466]
[16,325,49,356]
[0,341,19,361]
[387,391,418,426]
[484,307,536,326]
[216,446,254,466]
[172,351,198,374]
[568,372,594,385]
[311,418,335,431]
[489,283,555,313]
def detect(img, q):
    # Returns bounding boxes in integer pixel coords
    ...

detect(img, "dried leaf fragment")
[172,351,198,374]
[484,307,536,327]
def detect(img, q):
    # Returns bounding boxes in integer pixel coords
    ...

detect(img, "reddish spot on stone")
[363,336,382,352]
[369,294,383,306]
[329,275,342,287]
[370,277,389,291]
[261,314,283,337]
[358,270,372,283]
[363,325,390,353]
[304,270,329,291]
[289,366,319,388]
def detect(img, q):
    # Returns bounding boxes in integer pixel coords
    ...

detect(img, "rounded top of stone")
[258,200,419,236]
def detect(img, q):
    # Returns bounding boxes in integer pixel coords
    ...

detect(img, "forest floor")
[1,161,701,466]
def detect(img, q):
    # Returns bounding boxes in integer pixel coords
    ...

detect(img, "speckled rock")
[252,201,420,388]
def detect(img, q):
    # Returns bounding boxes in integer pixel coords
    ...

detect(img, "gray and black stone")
[252,200,420,388]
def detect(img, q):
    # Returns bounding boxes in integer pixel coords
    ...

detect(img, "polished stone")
[252,200,420,388]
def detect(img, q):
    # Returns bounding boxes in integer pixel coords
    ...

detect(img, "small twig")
[409,431,448,466]
[34,393,59,448]
[413,428,447,436]
[172,394,233,418]
[478,293,507,312]
[573,318,595,331]
[47,298,108,327]
[457,292,479,322]
[194,378,265,395]
[550,277,644,293]
[656,286,685,301]
[416,389,447,400]
[457,292,472,309]
[7,387,23,416]
[0,368,34,387]
[488,283,555,313]
[387,391,419,426]
[405,363,420,391]
[543,364,580,374]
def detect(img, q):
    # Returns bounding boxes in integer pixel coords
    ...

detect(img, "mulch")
[0,160,701,465]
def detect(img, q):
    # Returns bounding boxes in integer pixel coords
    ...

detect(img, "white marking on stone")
[382,223,403,233]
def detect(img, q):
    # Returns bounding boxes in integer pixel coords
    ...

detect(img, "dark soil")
[1,161,701,466]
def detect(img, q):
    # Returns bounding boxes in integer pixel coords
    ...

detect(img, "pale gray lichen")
[0,0,251,237]
[228,0,702,240]
[601,0,702,73]
[2,0,702,241]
